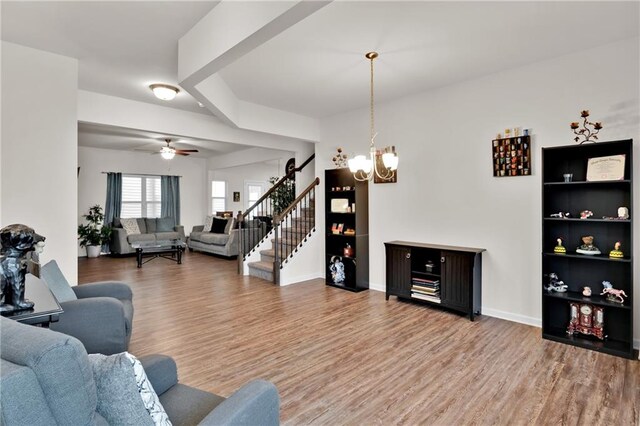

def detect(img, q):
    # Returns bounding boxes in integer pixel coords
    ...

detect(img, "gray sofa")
[188,219,268,258]
[110,217,185,255]
[0,317,280,425]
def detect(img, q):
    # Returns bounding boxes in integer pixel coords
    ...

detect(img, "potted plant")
[78,204,112,258]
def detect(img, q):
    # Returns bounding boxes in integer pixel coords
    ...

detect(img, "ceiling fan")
[156,139,198,159]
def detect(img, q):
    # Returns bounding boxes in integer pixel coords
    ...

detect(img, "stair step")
[248,261,274,282]
[248,261,273,272]
[260,249,275,263]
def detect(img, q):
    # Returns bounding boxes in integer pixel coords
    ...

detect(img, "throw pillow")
[124,353,172,426]
[121,218,141,235]
[156,217,175,232]
[203,215,214,234]
[211,217,227,233]
[88,352,172,426]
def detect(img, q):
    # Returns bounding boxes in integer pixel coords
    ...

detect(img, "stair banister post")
[236,210,244,274]
[273,213,280,285]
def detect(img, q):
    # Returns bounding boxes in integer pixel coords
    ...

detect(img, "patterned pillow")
[124,353,172,426]
[203,215,214,234]
[121,218,141,235]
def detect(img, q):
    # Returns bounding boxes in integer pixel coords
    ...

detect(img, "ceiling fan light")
[150,84,179,101]
[161,150,175,160]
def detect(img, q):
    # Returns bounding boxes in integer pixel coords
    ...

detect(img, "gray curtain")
[161,175,181,224]
[103,172,122,252]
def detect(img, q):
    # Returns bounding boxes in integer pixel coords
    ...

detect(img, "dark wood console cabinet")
[384,241,485,321]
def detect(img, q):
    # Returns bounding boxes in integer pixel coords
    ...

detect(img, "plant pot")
[86,245,101,258]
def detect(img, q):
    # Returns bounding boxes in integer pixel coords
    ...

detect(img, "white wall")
[78,147,207,255]
[1,42,79,284]
[211,162,282,214]
[316,38,640,340]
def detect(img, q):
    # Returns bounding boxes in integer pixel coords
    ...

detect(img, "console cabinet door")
[385,245,411,299]
[440,251,472,312]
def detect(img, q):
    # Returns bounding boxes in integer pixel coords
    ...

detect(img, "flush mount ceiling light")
[149,83,180,101]
[348,52,398,182]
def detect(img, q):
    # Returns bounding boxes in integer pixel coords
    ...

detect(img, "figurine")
[554,238,567,254]
[343,244,354,258]
[0,224,46,313]
[609,241,624,259]
[329,256,345,284]
[550,212,571,218]
[582,286,592,297]
[579,210,593,219]
[601,281,627,304]
[576,235,601,255]
[618,207,629,220]
[544,272,568,292]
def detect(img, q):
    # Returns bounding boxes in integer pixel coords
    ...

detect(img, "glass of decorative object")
[563,173,573,182]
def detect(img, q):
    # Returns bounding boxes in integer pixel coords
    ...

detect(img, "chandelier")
[348,52,398,182]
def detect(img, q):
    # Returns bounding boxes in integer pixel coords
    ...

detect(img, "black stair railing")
[237,154,315,273]
[272,177,319,284]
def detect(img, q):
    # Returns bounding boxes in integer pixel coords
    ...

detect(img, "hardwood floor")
[79,252,640,425]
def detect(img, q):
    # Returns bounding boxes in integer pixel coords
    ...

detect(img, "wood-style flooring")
[79,252,640,425]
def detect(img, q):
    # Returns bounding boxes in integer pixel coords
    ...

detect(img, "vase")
[86,245,101,258]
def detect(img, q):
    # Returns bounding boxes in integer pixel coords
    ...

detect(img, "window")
[211,180,226,214]
[121,175,161,218]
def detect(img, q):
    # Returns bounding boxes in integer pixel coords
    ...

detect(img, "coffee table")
[130,239,186,268]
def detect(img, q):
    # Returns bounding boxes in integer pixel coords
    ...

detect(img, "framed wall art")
[492,135,531,177]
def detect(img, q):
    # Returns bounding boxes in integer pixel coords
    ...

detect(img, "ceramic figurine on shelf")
[554,238,567,254]
[550,212,571,218]
[609,241,624,259]
[579,210,593,219]
[576,235,601,255]
[544,272,568,293]
[601,281,627,304]
[329,256,345,284]
[582,286,592,297]
[618,207,630,220]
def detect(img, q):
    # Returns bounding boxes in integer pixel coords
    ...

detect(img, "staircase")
[247,202,316,282]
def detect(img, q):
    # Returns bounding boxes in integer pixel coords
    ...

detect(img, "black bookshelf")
[324,169,369,292]
[541,139,634,359]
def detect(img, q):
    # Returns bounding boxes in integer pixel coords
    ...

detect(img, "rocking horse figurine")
[600,281,627,304]
[544,272,568,293]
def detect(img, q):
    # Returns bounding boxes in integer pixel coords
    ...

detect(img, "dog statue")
[0,224,46,313]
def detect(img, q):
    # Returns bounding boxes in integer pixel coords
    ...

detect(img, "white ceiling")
[219,1,639,117]
[2,1,638,124]
[1,1,218,115]
[78,122,250,158]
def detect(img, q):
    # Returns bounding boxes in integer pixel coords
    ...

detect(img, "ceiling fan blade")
[176,152,190,156]
[175,149,199,153]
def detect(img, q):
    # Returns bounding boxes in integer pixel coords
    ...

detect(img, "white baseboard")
[279,272,322,286]
[482,308,541,328]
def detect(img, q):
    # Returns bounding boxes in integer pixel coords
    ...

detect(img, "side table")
[1,274,63,327]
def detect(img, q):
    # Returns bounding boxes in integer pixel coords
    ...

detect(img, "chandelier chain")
[370,54,375,146]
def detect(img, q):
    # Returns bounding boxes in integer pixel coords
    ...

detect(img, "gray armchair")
[40,260,133,355]
[0,317,280,425]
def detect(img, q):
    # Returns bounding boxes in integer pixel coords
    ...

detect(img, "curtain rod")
[101,172,182,178]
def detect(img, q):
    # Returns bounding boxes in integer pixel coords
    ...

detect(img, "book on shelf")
[412,277,440,284]
[412,283,439,291]
[411,292,441,303]
[411,288,440,295]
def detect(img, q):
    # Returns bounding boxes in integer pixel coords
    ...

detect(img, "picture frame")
[331,198,350,213]
[586,154,625,182]
[233,191,240,202]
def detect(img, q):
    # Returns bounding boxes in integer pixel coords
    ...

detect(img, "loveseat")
[188,218,268,258]
[0,317,280,425]
[110,217,185,255]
